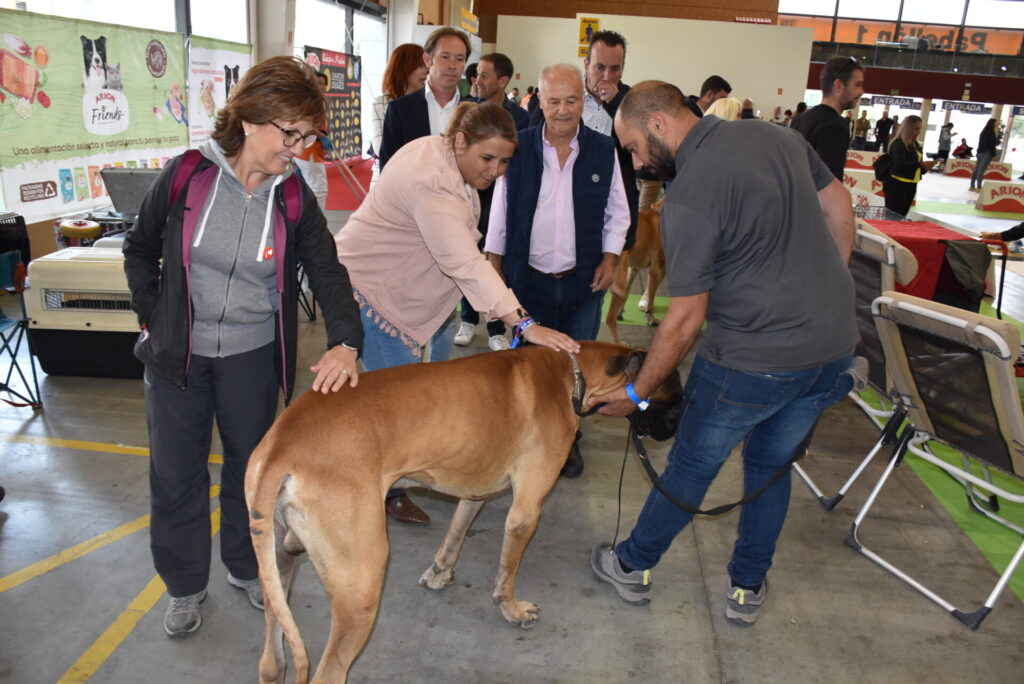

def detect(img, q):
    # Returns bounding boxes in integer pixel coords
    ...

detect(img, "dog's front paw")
[638,297,650,313]
[498,599,540,629]
[419,563,454,591]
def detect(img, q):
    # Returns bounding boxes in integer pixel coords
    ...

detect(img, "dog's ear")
[624,350,646,378]
[604,355,627,376]
[81,36,89,48]
[604,350,647,377]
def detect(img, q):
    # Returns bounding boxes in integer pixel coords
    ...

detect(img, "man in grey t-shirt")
[587,81,859,625]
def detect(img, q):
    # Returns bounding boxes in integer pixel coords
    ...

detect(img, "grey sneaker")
[163,589,207,638]
[228,573,264,610]
[725,577,768,626]
[590,542,652,605]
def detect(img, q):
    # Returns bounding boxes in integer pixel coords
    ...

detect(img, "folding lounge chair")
[846,291,1024,629]
[0,212,42,410]
[793,221,918,509]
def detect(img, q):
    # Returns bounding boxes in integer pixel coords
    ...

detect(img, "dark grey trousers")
[145,343,278,597]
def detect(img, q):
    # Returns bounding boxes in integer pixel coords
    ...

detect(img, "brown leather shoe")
[385,493,431,525]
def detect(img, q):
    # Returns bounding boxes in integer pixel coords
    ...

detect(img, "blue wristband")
[625,383,650,411]
[510,316,535,349]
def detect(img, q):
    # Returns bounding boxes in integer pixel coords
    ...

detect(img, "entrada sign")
[943,101,992,114]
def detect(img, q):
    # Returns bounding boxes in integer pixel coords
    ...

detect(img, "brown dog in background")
[245,342,683,683]
[606,198,665,344]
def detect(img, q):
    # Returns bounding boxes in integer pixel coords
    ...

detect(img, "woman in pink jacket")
[336,101,578,523]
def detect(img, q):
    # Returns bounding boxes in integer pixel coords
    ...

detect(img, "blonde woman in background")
[370,43,427,185]
[705,96,743,121]
[883,114,934,216]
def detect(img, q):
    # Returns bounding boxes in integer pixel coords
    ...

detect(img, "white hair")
[538,63,583,92]
[705,97,743,121]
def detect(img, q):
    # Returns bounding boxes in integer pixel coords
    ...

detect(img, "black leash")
[627,424,804,517]
[565,349,803,521]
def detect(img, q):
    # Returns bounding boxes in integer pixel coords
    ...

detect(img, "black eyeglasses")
[268,120,318,149]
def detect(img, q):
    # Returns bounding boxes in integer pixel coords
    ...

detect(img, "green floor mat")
[847,385,1024,604]
[914,200,1024,220]
[600,293,670,327]
[906,445,1024,604]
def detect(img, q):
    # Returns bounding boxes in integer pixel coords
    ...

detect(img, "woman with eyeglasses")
[123,56,362,639]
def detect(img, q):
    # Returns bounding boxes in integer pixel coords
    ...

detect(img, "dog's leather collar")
[566,352,602,417]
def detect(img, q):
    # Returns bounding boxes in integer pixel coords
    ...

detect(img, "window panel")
[901,0,966,26]
[191,0,249,43]
[967,0,1024,30]
[778,0,835,17]
[294,0,349,55]
[20,0,176,32]
[838,0,899,21]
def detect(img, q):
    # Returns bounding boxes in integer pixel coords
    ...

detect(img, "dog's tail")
[246,442,311,683]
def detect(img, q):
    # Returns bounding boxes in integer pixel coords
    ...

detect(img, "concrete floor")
[1,207,1023,682]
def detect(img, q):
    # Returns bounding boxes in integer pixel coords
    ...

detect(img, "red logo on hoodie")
[263,247,275,261]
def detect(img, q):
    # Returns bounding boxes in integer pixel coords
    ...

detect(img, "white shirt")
[486,124,629,274]
[582,90,613,137]
[424,78,460,135]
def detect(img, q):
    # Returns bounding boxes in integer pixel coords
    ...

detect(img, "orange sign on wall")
[779,15,1023,55]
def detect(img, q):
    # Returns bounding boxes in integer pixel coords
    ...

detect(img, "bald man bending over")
[588,81,859,626]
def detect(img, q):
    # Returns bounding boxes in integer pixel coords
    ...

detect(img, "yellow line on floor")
[0,485,221,595]
[0,515,148,593]
[56,508,223,683]
[0,433,224,464]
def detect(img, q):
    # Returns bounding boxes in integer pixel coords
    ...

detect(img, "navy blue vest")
[502,124,614,300]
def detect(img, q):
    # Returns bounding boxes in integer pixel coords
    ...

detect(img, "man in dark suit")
[378,27,471,170]
[373,31,474,526]
[474,53,529,131]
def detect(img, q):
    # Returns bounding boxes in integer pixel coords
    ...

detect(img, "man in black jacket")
[791,56,865,180]
[378,27,470,170]
[685,75,732,118]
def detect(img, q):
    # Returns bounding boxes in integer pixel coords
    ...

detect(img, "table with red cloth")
[865,219,990,309]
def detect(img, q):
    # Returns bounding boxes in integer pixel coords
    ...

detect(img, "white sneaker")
[453,322,476,346]
[488,334,510,351]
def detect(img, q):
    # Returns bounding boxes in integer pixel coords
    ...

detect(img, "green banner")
[0,9,188,222]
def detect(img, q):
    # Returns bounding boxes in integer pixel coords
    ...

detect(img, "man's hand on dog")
[311,345,359,393]
[588,387,637,417]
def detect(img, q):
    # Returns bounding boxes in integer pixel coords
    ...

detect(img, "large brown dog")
[605,202,665,344]
[245,342,682,683]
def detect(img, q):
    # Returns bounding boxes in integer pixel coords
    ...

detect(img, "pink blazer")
[336,136,520,350]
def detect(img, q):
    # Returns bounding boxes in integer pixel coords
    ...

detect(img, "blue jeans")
[616,353,854,586]
[970,151,994,188]
[359,304,458,372]
[517,268,603,340]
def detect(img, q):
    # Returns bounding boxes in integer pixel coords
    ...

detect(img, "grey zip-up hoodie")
[189,141,288,358]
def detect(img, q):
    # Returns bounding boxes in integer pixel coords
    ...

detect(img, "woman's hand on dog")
[311,345,359,393]
[523,324,581,354]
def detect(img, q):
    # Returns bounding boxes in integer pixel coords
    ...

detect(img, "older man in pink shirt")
[486,63,629,477]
